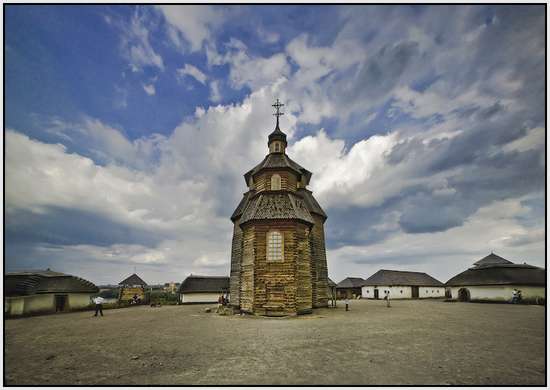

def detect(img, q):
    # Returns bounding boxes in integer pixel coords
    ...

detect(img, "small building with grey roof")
[118,273,148,304]
[446,253,545,303]
[336,277,365,299]
[5,269,98,316]
[178,275,230,304]
[362,270,445,299]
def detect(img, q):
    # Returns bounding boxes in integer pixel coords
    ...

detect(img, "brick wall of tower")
[310,214,329,308]
[238,220,312,316]
[229,221,243,308]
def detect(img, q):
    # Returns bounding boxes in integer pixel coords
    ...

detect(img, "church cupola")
[268,98,287,154]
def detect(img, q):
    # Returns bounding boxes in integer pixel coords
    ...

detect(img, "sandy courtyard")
[4,299,545,385]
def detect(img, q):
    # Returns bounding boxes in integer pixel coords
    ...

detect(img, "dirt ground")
[4,299,545,385]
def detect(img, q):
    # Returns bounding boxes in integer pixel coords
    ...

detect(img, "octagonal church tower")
[230,100,328,316]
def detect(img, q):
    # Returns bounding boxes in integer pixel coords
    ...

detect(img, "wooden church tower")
[230,99,329,316]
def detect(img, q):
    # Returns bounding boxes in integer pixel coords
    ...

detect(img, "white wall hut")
[446,253,545,303]
[5,269,98,316]
[362,270,445,299]
[178,275,230,304]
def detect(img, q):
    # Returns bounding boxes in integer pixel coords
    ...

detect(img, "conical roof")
[473,253,514,267]
[268,124,287,145]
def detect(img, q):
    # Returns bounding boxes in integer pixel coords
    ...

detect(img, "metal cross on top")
[272,98,284,127]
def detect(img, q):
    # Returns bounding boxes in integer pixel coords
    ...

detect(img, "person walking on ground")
[345,297,350,311]
[384,290,391,308]
[93,296,105,317]
[217,295,224,313]
[511,288,518,304]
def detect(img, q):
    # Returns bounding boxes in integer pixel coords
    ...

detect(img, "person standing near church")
[93,296,104,317]
[384,290,391,308]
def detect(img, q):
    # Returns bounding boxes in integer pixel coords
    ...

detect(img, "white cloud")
[142,83,156,95]
[177,63,207,84]
[156,5,224,52]
[5,85,300,282]
[209,80,221,102]
[257,27,279,44]
[113,85,128,109]
[39,117,165,169]
[119,8,164,72]
[502,126,545,154]
[225,42,291,90]
[290,129,406,209]
[392,84,502,120]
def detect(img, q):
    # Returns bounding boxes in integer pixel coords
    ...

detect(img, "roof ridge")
[379,269,429,274]
[186,275,229,278]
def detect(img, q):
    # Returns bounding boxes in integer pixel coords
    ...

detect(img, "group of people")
[216,294,229,313]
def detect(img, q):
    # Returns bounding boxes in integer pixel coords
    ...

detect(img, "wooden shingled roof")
[5,270,98,296]
[364,270,444,287]
[244,153,312,186]
[238,192,314,225]
[178,275,229,294]
[336,277,365,288]
[118,273,148,286]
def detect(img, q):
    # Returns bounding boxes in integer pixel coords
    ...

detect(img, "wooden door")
[55,295,68,312]
[412,286,419,298]
[374,289,379,299]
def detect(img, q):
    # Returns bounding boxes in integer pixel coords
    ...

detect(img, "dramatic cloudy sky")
[5,5,545,285]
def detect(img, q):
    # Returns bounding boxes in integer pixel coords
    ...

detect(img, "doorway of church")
[374,289,379,299]
[411,286,419,298]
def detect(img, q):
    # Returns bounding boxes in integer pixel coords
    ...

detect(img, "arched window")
[275,143,280,152]
[271,174,281,190]
[267,231,283,261]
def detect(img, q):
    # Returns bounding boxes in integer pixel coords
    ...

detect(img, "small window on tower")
[275,143,280,152]
[271,174,281,190]
[267,231,283,261]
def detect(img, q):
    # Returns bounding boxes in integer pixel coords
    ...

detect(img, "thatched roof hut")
[178,276,230,304]
[5,269,98,316]
[364,270,444,287]
[446,253,545,303]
